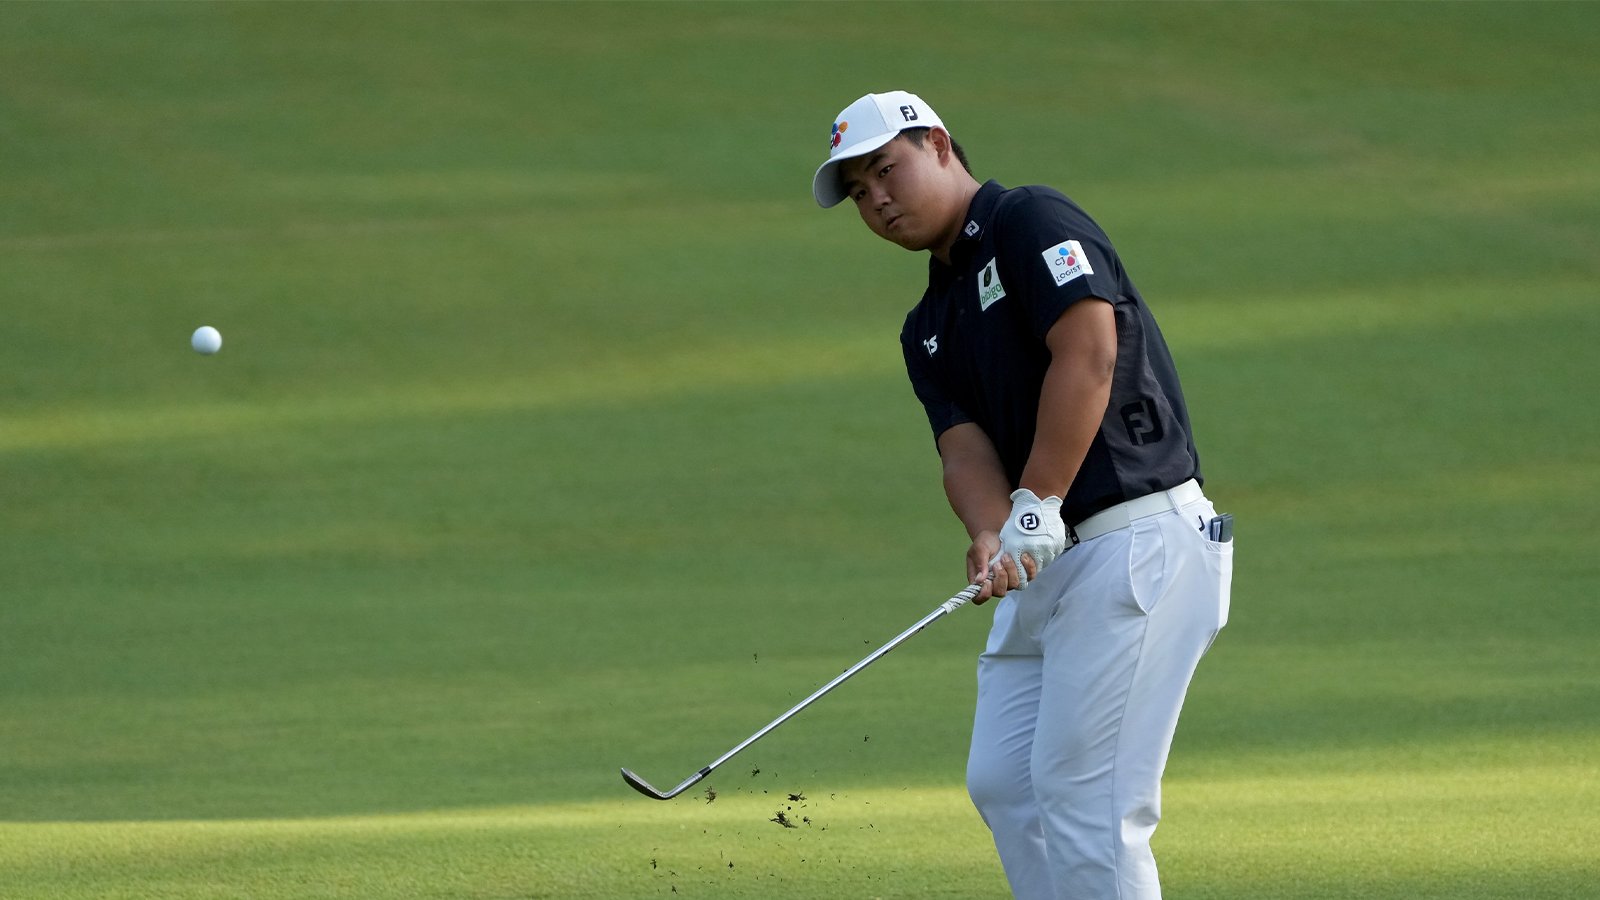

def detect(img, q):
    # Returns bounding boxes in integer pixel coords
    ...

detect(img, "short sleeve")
[901,328,972,444]
[996,189,1122,340]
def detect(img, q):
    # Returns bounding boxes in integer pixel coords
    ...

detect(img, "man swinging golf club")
[814,91,1235,900]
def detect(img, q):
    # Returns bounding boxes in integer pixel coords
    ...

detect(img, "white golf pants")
[967,493,1232,900]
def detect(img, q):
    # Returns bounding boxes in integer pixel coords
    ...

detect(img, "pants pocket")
[1203,537,1234,631]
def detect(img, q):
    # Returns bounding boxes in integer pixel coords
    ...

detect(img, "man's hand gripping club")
[994,487,1068,585]
[964,489,1068,601]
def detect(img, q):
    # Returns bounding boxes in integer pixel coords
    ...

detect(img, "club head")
[620,765,711,800]
[620,767,671,800]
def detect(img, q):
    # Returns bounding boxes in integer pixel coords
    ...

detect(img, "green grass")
[2,3,1598,897]
[4,765,1597,899]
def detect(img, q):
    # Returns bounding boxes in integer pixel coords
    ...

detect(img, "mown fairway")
[2,4,1597,898]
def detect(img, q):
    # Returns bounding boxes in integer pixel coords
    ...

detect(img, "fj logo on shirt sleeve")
[1041,240,1095,287]
[978,258,1006,310]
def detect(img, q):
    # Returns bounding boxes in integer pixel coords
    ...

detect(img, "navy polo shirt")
[899,180,1201,526]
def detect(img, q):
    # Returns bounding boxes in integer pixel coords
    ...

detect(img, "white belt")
[1071,479,1205,544]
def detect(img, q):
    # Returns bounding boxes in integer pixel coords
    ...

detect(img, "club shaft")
[698,583,981,783]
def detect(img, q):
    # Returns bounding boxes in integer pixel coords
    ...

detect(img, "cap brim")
[812,131,900,208]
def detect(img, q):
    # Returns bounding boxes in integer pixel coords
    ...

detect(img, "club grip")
[939,583,982,615]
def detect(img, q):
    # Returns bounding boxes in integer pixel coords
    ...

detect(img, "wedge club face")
[621,766,708,801]
[619,767,666,799]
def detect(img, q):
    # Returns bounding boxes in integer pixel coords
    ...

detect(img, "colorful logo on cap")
[830,121,848,149]
[1058,246,1078,266]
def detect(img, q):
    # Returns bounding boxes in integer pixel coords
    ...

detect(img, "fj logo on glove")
[1020,512,1040,531]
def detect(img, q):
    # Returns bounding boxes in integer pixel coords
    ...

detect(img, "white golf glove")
[992,489,1068,590]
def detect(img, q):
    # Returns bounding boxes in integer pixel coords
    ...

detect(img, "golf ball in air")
[191,326,222,355]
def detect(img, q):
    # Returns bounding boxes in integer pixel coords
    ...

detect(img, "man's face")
[838,134,949,252]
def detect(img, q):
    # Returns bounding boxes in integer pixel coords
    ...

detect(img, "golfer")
[813,91,1234,899]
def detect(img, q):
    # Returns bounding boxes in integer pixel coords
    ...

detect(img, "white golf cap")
[812,90,944,208]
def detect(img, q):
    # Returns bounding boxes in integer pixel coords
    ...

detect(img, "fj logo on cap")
[1041,239,1095,287]
[978,258,1006,310]
[899,105,918,122]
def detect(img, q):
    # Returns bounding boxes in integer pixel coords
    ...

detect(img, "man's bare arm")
[937,423,1012,541]
[936,423,1016,603]
[1019,299,1118,500]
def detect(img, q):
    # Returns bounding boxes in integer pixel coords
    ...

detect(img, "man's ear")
[928,127,954,166]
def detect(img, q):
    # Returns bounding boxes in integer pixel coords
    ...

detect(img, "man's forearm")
[937,423,1014,540]
[1019,300,1118,502]
[1018,356,1113,500]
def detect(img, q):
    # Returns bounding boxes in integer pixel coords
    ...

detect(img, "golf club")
[620,582,983,800]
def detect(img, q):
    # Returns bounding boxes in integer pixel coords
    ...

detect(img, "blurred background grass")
[1,3,1597,897]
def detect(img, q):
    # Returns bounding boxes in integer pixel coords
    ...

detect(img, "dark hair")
[900,127,973,176]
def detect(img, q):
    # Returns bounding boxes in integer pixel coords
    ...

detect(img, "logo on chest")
[1042,240,1094,287]
[977,258,1006,310]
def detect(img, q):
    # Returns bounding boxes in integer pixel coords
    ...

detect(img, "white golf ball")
[191,326,223,355]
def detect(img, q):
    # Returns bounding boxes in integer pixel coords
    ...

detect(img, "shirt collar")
[930,180,1005,275]
[956,180,1005,245]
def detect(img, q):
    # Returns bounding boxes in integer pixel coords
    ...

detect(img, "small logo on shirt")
[1041,239,1095,287]
[977,258,1006,310]
[923,335,939,355]
[963,220,979,237]
[1120,398,1165,446]
[830,121,848,150]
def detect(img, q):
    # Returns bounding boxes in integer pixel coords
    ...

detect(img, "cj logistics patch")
[978,258,1006,310]
[1042,240,1094,287]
